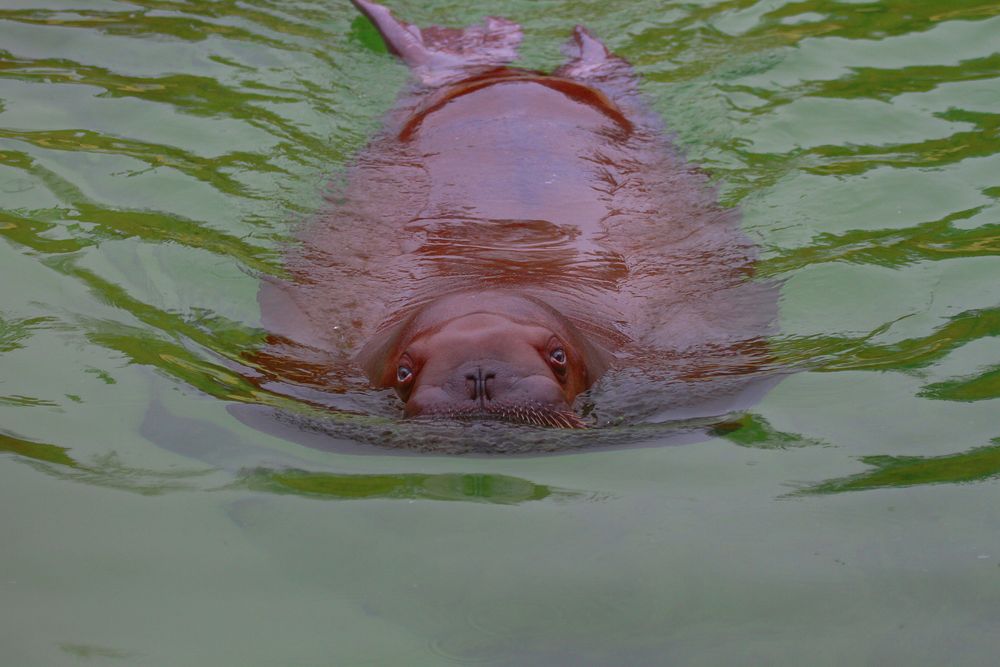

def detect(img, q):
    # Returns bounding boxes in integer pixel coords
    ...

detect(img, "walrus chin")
[413,402,588,429]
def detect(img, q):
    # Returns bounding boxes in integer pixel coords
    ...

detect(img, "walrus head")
[356,292,611,428]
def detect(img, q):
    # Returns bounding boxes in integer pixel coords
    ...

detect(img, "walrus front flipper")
[350,0,522,85]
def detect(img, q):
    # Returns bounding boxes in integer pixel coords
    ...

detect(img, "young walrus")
[251,0,777,430]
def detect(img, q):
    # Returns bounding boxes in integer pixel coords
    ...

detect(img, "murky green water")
[2,0,999,664]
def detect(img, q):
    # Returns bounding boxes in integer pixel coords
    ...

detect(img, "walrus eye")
[549,347,567,370]
[396,365,414,384]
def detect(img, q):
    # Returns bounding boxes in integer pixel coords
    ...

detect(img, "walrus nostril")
[463,368,490,405]
[484,372,496,400]
[476,368,488,405]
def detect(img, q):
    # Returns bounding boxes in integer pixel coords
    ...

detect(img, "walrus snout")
[461,366,495,404]
[351,296,606,428]
[407,359,569,417]
[446,360,519,405]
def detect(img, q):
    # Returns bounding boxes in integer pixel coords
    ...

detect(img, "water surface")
[2,0,1000,664]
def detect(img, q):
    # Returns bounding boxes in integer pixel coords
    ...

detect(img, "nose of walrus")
[441,359,566,408]
[445,361,535,405]
[404,359,584,427]
[458,366,496,405]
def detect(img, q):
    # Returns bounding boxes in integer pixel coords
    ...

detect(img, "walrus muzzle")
[405,359,587,428]
[356,296,608,429]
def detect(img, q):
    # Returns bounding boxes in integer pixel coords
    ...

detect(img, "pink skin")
[358,292,606,427]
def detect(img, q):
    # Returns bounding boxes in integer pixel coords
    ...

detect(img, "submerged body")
[252,0,776,428]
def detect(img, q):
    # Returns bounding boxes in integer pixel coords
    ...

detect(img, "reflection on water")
[776,306,1000,373]
[2,429,582,504]
[759,211,1000,277]
[800,437,1000,495]
[1,430,213,495]
[57,643,134,661]
[235,468,584,504]
[711,413,826,449]
[3,0,1000,664]
[1,430,75,467]
[921,365,1000,403]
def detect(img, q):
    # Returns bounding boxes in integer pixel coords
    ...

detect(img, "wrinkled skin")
[247,0,778,429]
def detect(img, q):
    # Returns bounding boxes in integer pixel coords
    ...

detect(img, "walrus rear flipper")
[555,26,642,110]
[555,26,617,78]
[350,0,522,85]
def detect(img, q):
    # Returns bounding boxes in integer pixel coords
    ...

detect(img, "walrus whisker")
[416,401,587,429]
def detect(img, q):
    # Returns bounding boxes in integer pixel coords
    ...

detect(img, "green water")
[2,0,1000,664]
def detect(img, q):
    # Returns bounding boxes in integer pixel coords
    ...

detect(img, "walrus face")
[358,293,608,427]
[396,312,588,426]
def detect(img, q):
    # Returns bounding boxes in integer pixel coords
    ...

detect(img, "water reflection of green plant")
[235,468,581,504]
[796,437,1000,495]
[920,367,1000,403]
[759,210,1000,278]
[708,416,1000,495]
[0,430,213,495]
[774,306,1000,377]
[711,413,826,449]
[0,431,583,504]
[0,151,279,266]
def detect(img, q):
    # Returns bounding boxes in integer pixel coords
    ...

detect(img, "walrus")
[248,0,778,433]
